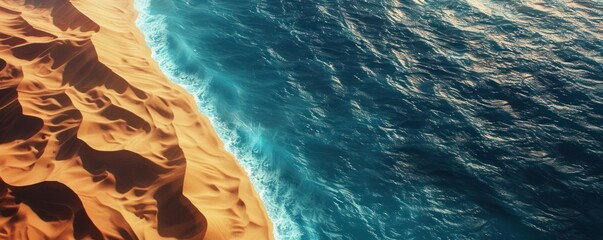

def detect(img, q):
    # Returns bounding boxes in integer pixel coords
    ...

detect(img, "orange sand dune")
[0,0,273,239]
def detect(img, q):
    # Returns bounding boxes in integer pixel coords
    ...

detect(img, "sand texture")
[0,0,273,239]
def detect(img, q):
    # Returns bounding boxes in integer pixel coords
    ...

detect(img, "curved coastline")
[0,0,273,239]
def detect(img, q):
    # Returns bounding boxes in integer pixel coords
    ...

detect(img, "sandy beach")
[0,0,272,239]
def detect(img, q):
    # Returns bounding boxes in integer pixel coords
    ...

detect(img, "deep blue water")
[134,0,603,239]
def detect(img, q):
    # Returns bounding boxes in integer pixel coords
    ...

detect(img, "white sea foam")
[133,1,300,239]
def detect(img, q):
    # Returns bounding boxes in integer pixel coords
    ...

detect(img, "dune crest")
[0,0,273,239]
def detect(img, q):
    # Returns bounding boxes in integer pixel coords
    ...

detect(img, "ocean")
[134,0,603,239]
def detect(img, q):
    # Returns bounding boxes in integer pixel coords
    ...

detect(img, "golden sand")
[0,0,273,239]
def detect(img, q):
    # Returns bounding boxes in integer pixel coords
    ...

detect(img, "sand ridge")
[0,0,273,239]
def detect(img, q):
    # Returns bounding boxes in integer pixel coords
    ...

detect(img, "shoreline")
[0,0,273,239]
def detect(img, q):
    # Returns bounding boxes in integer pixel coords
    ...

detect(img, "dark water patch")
[136,0,603,239]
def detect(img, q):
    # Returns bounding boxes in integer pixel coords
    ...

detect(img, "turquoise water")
[134,0,603,239]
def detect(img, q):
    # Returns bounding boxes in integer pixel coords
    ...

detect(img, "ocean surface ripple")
[134,0,603,239]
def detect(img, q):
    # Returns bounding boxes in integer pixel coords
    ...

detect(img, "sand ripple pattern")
[0,0,272,239]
